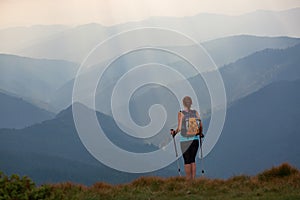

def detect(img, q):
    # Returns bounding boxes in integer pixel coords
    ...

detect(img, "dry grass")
[1,163,300,200]
[47,163,299,200]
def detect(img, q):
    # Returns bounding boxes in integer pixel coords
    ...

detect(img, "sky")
[1,0,300,28]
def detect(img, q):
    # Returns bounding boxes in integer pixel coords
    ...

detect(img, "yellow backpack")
[180,110,200,136]
[187,117,199,136]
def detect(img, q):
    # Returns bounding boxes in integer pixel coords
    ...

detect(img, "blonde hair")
[182,96,192,108]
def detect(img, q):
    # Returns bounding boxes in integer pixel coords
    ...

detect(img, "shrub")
[0,172,52,200]
[257,163,299,181]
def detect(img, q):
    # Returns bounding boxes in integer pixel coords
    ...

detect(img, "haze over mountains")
[107,43,300,147]
[0,7,300,185]
[0,54,78,110]
[1,35,297,114]
[0,8,299,62]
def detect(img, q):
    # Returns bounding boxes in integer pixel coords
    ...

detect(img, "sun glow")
[0,0,300,28]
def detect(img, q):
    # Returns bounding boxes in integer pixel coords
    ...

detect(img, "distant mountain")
[1,37,298,115]
[119,42,300,149]
[0,92,54,129]
[0,54,78,111]
[161,35,300,73]
[1,79,299,184]
[0,25,68,53]
[0,8,299,62]
[202,35,300,66]
[141,8,300,41]
[174,42,300,113]
[0,103,173,185]
[204,79,300,177]
[47,38,300,115]
[120,42,300,124]
[14,24,111,64]
[219,43,300,102]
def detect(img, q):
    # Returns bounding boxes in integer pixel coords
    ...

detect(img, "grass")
[1,163,300,200]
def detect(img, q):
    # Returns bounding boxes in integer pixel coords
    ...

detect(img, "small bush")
[258,163,299,181]
[0,172,52,200]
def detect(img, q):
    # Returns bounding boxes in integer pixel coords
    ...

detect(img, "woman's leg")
[181,141,191,179]
[181,140,198,180]
[191,162,196,179]
[184,164,192,180]
[190,140,199,179]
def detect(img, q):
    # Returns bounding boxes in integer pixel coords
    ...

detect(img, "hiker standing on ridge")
[170,96,204,180]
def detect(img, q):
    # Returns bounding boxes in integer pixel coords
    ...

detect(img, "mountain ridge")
[1,79,300,184]
[0,53,79,111]
[48,36,300,113]
[0,92,54,129]
[204,78,300,177]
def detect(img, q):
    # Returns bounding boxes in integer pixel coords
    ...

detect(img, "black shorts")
[180,139,199,164]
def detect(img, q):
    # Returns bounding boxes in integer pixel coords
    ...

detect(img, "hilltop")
[1,163,299,200]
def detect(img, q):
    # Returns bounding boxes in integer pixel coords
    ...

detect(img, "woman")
[171,96,203,180]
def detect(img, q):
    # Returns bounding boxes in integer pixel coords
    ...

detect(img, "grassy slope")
[1,163,300,200]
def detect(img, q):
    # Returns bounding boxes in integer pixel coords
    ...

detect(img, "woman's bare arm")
[196,111,203,136]
[175,111,184,134]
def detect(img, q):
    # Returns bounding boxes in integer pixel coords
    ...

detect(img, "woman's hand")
[170,128,180,137]
[170,129,176,137]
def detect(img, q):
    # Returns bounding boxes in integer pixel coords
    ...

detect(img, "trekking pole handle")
[170,129,175,137]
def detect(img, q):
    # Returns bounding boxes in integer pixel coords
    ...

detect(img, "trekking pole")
[170,129,181,176]
[199,135,205,175]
